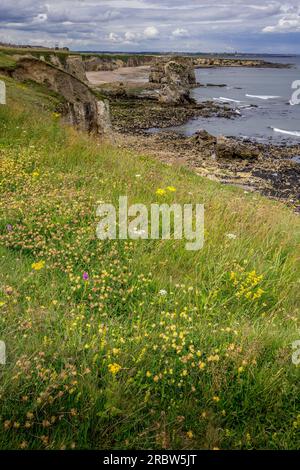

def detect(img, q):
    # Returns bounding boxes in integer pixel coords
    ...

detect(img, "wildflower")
[213,396,220,403]
[159,289,167,296]
[108,363,122,375]
[52,112,61,120]
[207,354,220,362]
[153,375,159,382]
[31,260,45,271]
[238,366,244,374]
[156,188,166,196]
[146,371,152,378]
[32,171,40,178]
[226,233,237,240]
[199,362,206,370]
[186,431,194,439]
[166,186,176,192]
[82,272,89,281]
[6,224,13,232]
[20,441,28,449]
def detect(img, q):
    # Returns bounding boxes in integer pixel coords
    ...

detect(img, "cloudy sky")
[1,0,299,53]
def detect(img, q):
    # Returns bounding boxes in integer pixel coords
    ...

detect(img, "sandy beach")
[86,65,150,85]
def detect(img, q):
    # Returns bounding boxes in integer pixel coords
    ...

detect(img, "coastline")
[103,81,300,212]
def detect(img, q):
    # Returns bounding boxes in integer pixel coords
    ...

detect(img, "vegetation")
[0,73,299,450]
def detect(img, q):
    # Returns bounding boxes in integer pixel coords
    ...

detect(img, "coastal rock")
[12,57,111,135]
[192,129,217,146]
[65,55,87,83]
[158,83,192,105]
[149,56,196,87]
[216,136,259,160]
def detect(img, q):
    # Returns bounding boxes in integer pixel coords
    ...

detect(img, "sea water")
[169,55,300,144]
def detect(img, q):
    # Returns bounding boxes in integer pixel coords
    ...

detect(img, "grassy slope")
[0,74,299,450]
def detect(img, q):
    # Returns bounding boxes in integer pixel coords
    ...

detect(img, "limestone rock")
[12,58,110,135]
[158,84,192,105]
[65,56,87,83]
[149,56,196,87]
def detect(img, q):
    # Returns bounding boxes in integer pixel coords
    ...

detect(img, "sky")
[0,0,299,53]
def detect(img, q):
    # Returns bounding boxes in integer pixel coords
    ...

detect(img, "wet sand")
[86,66,150,85]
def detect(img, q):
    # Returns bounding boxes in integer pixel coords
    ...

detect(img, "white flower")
[159,289,167,296]
[225,233,237,240]
[135,174,142,178]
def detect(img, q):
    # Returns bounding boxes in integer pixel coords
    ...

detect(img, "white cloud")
[124,31,137,41]
[0,0,299,52]
[107,32,122,43]
[172,28,189,38]
[143,26,159,39]
[263,12,300,32]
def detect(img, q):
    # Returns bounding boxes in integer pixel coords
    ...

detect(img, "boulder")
[192,129,217,146]
[216,136,259,160]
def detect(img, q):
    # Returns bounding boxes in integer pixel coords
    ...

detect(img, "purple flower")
[6,224,13,232]
[82,272,89,281]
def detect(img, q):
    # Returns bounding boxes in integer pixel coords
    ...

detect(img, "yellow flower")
[108,363,122,375]
[199,361,206,370]
[153,375,159,382]
[31,260,45,271]
[52,112,61,120]
[32,171,40,178]
[238,366,244,374]
[213,396,220,403]
[166,186,176,192]
[146,371,152,378]
[186,431,194,439]
[156,188,166,196]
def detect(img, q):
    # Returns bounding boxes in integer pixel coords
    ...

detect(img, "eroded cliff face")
[11,57,110,134]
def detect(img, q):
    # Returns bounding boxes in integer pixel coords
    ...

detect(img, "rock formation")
[149,57,196,105]
[191,130,259,160]
[149,56,196,87]
[11,57,110,135]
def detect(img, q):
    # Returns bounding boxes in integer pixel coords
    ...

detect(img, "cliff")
[10,57,110,134]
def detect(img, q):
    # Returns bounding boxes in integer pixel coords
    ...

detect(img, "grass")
[0,72,299,450]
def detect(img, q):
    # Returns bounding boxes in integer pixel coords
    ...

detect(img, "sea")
[167,55,300,145]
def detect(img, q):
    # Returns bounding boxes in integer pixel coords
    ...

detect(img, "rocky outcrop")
[216,136,259,159]
[65,56,87,83]
[149,57,196,105]
[149,56,196,87]
[193,57,289,69]
[158,84,192,105]
[190,131,259,159]
[11,57,110,134]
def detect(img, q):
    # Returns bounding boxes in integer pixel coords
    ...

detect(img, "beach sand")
[86,65,150,85]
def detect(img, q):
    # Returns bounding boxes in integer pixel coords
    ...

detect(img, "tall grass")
[0,74,299,450]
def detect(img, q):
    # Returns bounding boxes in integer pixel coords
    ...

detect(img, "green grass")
[0,74,299,450]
